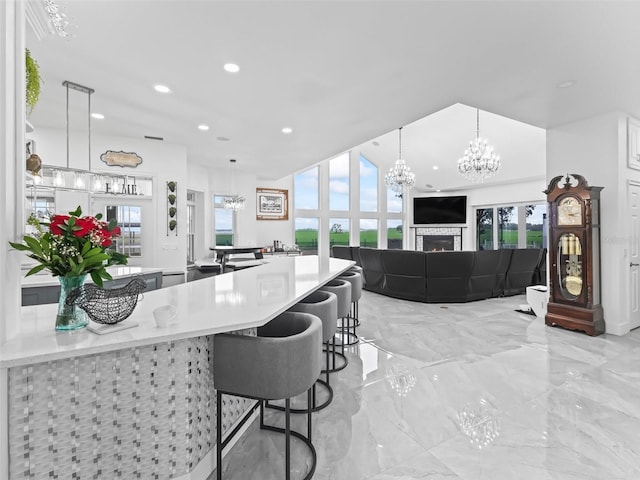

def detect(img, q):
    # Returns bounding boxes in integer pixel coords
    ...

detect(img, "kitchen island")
[1,255,353,480]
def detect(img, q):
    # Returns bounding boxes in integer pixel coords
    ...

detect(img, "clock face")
[557,196,582,225]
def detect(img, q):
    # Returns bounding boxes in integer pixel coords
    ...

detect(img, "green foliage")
[25,49,42,114]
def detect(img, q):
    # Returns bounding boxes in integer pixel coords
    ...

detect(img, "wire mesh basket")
[66,276,146,325]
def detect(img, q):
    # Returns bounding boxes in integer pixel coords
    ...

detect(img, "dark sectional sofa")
[332,246,546,303]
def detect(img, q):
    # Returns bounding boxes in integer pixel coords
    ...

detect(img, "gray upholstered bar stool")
[287,290,347,411]
[349,265,364,321]
[338,270,363,344]
[213,311,322,480]
[319,278,352,362]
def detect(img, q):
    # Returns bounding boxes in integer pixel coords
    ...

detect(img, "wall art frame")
[256,188,288,220]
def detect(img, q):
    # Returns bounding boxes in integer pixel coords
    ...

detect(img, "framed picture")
[256,188,288,220]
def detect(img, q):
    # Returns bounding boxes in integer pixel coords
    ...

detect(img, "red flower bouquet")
[10,206,127,286]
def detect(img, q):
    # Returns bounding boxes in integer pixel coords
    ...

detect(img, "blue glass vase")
[56,274,88,331]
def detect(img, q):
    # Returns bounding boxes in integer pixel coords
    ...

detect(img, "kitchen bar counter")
[2,255,354,480]
[2,255,353,368]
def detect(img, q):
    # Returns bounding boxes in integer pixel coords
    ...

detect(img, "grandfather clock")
[545,173,604,336]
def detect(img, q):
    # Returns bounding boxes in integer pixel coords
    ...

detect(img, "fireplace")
[423,235,454,251]
[414,227,463,251]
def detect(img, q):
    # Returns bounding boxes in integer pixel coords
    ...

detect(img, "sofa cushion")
[359,247,385,294]
[331,245,352,260]
[381,250,427,302]
[504,248,543,295]
[425,251,475,302]
[467,250,502,301]
[493,249,514,297]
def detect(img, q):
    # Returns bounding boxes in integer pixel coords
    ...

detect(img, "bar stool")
[213,311,322,480]
[338,270,363,343]
[286,290,347,411]
[319,278,352,358]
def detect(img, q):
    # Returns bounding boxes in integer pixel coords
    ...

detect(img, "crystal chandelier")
[384,127,416,197]
[43,0,72,38]
[457,109,500,183]
[224,159,245,211]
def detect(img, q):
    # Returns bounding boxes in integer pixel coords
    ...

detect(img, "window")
[476,204,546,250]
[387,190,402,213]
[387,219,403,249]
[525,204,546,248]
[359,155,378,212]
[295,217,318,253]
[186,191,196,264]
[476,208,494,250]
[214,195,234,246]
[294,166,319,210]
[498,206,517,249]
[106,205,142,257]
[329,218,350,247]
[360,219,378,248]
[329,153,350,211]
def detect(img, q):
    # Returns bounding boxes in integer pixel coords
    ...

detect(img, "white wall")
[254,176,294,249]
[546,111,630,335]
[30,128,189,272]
[407,179,547,251]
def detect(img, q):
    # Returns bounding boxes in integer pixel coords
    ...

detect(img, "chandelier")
[43,0,73,38]
[384,127,416,197]
[457,109,500,183]
[224,159,245,211]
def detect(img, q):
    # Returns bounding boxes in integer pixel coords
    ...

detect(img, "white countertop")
[2,256,354,368]
[21,266,164,288]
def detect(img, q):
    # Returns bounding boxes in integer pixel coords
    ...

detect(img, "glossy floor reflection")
[214,291,640,480]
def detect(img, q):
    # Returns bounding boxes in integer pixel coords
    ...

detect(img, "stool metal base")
[217,390,317,480]
[322,336,348,373]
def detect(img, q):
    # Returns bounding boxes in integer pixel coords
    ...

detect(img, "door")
[629,183,640,330]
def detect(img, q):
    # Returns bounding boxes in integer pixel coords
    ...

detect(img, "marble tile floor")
[213,291,640,480]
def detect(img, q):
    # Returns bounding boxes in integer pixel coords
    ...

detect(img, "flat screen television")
[413,195,467,224]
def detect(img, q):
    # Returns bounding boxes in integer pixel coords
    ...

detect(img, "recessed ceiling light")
[432,166,439,170]
[282,127,293,134]
[557,80,575,89]
[436,189,441,192]
[154,84,171,93]
[224,63,240,73]
[198,124,210,131]
[91,113,104,120]
[216,136,230,142]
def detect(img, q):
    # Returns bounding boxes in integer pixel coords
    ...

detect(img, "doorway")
[629,182,640,330]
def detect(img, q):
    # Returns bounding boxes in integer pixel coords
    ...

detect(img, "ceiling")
[25,1,640,189]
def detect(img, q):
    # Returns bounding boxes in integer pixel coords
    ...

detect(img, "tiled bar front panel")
[8,332,255,479]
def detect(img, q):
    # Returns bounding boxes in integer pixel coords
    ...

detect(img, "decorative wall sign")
[256,188,288,220]
[100,150,143,168]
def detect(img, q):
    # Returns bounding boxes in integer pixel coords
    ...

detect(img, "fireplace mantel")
[415,226,463,251]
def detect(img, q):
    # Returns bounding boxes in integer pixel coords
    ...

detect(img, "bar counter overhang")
[0,255,354,480]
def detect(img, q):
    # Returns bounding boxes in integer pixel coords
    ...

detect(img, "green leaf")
[81,241,91,255]
[69,206,82,217]
[25,264,47,276]
[95,213,103,220]
[83,247,102,258]
[108,219,117,230]
[23,236,42,255]
[99,269,113,280]
[8,241,30,251]
[90,270,103,287]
